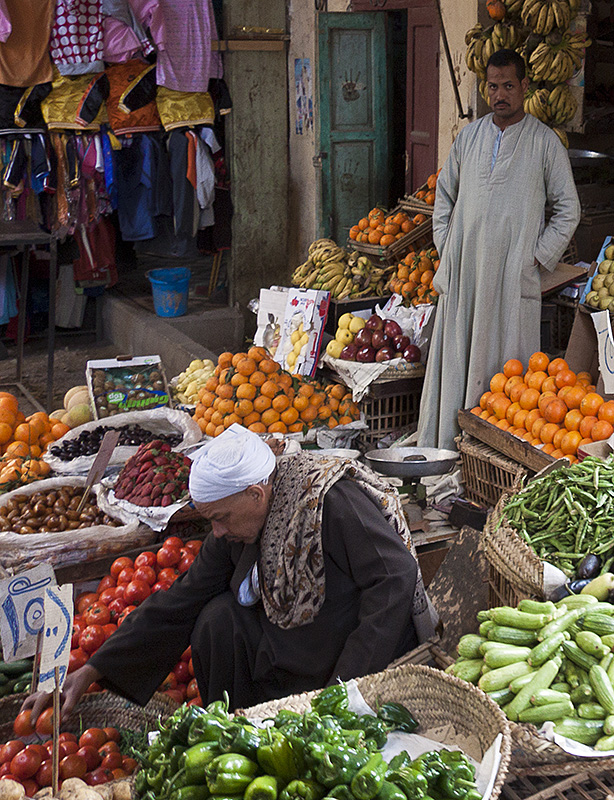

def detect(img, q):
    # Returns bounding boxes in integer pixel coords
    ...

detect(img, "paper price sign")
[38,585,73,693]
[592,311,614,395]
[0,565,56,661]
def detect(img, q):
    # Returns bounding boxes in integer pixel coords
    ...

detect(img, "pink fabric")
[128,0,222,93]
[50,0,104,72]
[103,16,142,62]
[0,0,11,43]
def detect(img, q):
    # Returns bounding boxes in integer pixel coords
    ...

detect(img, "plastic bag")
[98,479,191,533]
[377,296,436,358]
[43,407,203,475]
[0,477,151,572]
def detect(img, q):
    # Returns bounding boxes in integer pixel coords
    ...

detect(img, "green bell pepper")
[135,769,148,796]
[355,717,389,750]
[388,767,429,800]
[375,782,407,800]
[279,780,324,800]
[376,703,418,734]
[166,705,208,747]
[386,752,412,773]
[205,753,259,795]
[245,776,279,800]
[169,786,210,800]
[307,742,370,787]
[324,786,354,800]
[274,710,303,729]
[205,692,231,721]
[183,742,221,784]
[350,753,387,800]
[218,723,263,760]
[335,711,360,731]
[412,752,445,787]
[311,685,349,716]
[257,729,301,784]
[188,714,231,746]
[146,764,167,792]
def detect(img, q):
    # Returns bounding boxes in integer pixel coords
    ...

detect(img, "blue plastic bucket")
[147,267,191,317]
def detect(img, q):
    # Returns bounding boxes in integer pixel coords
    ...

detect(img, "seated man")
[24,425,434,719]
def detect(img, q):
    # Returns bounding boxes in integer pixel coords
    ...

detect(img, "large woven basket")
[242,664,511,800]
[480,488,545,605]
[509,719,614,772]
[0,691,178,744]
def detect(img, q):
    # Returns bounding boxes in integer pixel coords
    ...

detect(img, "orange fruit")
[490,373,508,394]
[205,376,219,393]
[531,417,547,440]
[486,415,498,425]
[492,395,511,420]
[598,400,614,425]
[576,371,592,386]
[0,394,18,415]
[249,370,267,387]
[272,394,291,413]
[0,408,15,428]
[503,359,524,378]
[525,409,542,432]
[260,408,281,427]
[236,357,257,376]
[548,357,569,376]
[281,407,299,425]
[199,390,216,408]
[580,392,604,418]
[247,346,268,363]
[538,392,557,415]
[50,422,71,440]
[268,421,288,434]
[230,372,248,387]
[528,371,548,391]
[561,430,582,455]
[579,415,598,439]
[558,386,574,404]
[564,385,586,410]
[564,409,583,432]
[480,410,490,420]
[298,383,315,397]
[591,420,614,441]
[231,352,247,367]
[521,430,533,442]
[13,423,36,445]
[248,422,267,433]
[542,443,556,455]
[310,392,326,409]
[253,395,272,413]
[540,422,560,445]
[215,383,233,399]
[504,376,524,396]
[288,422,304,433]
[519,387,540,410]
[329,384,346,400]
[218,352,234,369]
[496,419,510,431]
[223,413,242,429]
[260,380,279,399]
[236,383,257,401]
[506,402,522,425]
[260,359,279,375]
[544,397,567,424]
[293,395,309,412]
[555,369,577,389]
[300,405,318,423]
[479,391,493,410]
[5,441,29,458]
[234,399,254,418]
[0,423,12,445]
[242,412,261,428]
[470,407,481,416]
[318,406,332,421]
[509,382,528,403]
[553,427,567,450]
[540,376,557,394]
[513,409,529,429]
[529,352,550,373]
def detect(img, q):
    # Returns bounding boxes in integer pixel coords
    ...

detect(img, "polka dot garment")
[50,0,104,72]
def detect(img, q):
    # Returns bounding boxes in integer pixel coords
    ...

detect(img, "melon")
[65,403,92,428]
[64,385,88,409]
[49,409,67,421]
[66,389,90,411]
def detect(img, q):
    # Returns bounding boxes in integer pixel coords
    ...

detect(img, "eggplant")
[568,578,592,595]
[549,583,572,602]
[576,553,601,581]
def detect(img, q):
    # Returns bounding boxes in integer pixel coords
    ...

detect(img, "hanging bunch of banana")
[523,83,577,125]
[552,127,569,148]
[521,0,577,37]
[345,251,395,300]
[503,0,523,19]
[527,30,591,82]
[465,22,523,79]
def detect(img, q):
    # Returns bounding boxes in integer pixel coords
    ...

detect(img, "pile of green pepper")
[133,684,482,800]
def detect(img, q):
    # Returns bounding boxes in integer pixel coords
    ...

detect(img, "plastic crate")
[358,376,423,448]
[458,434,527,507]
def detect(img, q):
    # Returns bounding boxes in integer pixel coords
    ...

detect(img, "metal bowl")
[568,149,614,168]
[365,447,459,478]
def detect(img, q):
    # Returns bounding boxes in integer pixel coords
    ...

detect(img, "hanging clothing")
[156,87,214,131]
[103,0,153,62]
[50,0,105,76]
[0,0,53,88]
[0,83,51,130]
[417,113,581,450]
[114,134,156,240]
[41,71,109,131]
[127,0,222,93]
[167,129,195,239]
[73,217,118,286]
[106,61,160,134]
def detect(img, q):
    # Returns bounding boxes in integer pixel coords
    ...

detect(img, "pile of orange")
[0,391,69,492]
[413,169,441,205]
[388,247,440,306]
[469,352,614,463]
[349,208,429,247]
[194,347,361,437]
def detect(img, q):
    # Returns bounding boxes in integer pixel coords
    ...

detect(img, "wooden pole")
[52,667,60,796]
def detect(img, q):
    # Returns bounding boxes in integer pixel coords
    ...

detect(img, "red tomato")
[34,708,54,737]
[186,678,199,699]
[103,728,120,743]
[79,625,106,654]
[152,581,172,593]
[173,661,190,684]
[0,765,12,778]
[36,761,53,787]
[60,753,87,780]
[13,709,35,737]
[97,575,116,594]
[85,767,113,785]
[160,672,177,691]
[122,757,138,774]
[157,568,179,583]
[163,536,184,549]
[71,616,86,649]
[114,584,126,600]
[77,746,101,771]
[25,746,47,761]
[10,748,42,779]
[98,742,119,758]
[58,741,79,758]
[117,606,136,626]
[107,598,127,621]
[102,623,117,639]
[100,752,123,771]
[156,546,181,569]
[175,683,188,701]
[110,557,133,578]
[58,734,78,744]
[0,744,23,768]
[178,553,195,574]
[22,779,38,797]
[112,768,129,780]
[83,602,111,627]
[79,729,108,750]
[116,567,135,585]
[76,592,99,615]
[98,588,117,606]
[44,742,54,757]
[134,551,156,569]
[184,540,202,555]
[188,658,194,678]
[162,689,184,704]
[68,647,89,673]
[124,580,151,606]
[133,566,156,586]
[180,646,191,661]
[188,696,202,707]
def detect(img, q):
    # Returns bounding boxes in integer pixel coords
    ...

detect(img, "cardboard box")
[564,306,614,400]
[86,355,171,419]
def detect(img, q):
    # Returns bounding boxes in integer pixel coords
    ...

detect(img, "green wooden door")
[318,12,389,244]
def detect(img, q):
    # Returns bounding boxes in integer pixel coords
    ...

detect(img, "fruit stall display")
[584,244,614,311]
[170,359,217,406]
[387,248,440,307]
[72,538,203,705]
[469,350,612,462]
[194,347,361,438]
[464,0,590,146]
[448,587,614,750]
[49,386,94,429]
[326,313,422,364]
[112,442,191,508]
[349,207,431,247]
[291,239,392,300]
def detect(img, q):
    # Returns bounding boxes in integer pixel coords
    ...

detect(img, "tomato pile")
[72,536,203,703]
[2,718,137,796]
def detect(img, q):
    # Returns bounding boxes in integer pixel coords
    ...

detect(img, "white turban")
[188,423,276,503]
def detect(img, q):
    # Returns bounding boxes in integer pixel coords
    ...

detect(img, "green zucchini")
[0,659,32,676]
[581,613,614,636]
[556,594,598,609]
[457,634,488,659]
[588,603,614,615]
[530,689,571,706]
[595,734,614,750]
[577,702,607,720]
[476,610,492,623]
[503,657,562,722]
[589,664,614,714]
[553,717,604,745]
[575,631,610,658]
[487,626,539,646]
[562,640,600,672]
[478,661,534,693]
[490,607,552,630]
[484,646,532,669]
[602,634,614,649]
[528,632,566,667]
[551,682,571,693]
[537,608,584,641]
[486,688,515,706]
[518,700,573,724]
[518,600,557,616]
[509,672,538,693]
[600,653,614,672]
[603,714,614,735]
[449,659,484,684]
[570,683,595,704]
[479,620,495,637]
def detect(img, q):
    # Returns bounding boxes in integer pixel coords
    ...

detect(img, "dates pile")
[0,486,120,534]
[49,423,182,461]
[114,440,191,507]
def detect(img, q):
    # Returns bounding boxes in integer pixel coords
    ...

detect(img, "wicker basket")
[0,691,177,744]
[459,435,528,508]
[480,490,545,607]
[509,720,614,772]
[242,663,512,800]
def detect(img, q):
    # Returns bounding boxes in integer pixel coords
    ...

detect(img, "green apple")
[335,328,354,345]
[326,339,344,358]
[337,313,354,329]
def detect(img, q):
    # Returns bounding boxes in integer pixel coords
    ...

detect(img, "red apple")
[393,335,411,352]
[371,330,391,349]
[403,344,422,363]
[354,328,373,347]
[356,345,376,362]
[375,346,396,362]
[365,314,384,331]
[384,319,403,339]
[340,344,358,360]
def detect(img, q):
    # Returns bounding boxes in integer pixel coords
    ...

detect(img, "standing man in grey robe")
[417,48,580,450]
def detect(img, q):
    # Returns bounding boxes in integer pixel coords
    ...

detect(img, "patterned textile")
[50,0,104,76]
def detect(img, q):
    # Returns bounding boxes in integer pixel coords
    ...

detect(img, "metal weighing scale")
[364,447,459,504]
